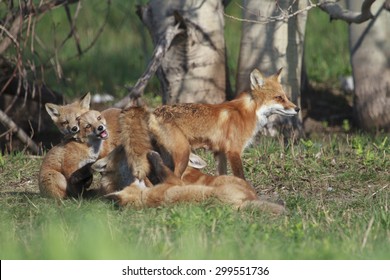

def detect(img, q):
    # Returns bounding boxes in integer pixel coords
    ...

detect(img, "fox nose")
[97,125,104,132]
[294,107,300,113]
[71,126,79,133]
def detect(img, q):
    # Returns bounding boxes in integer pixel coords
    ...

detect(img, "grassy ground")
[1,1,388,260]
[0,134,388,259]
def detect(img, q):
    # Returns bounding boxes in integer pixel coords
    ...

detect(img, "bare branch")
[0,109,41,154]
[0,15,22,54]
[223,0,377,25]
[223,1,318,24]
[318,0,376,24]
[64,3,82,56]
[115,23,184,109]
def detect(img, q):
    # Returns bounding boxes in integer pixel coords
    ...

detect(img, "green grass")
[1,134,389,259]
[304,8,352,83]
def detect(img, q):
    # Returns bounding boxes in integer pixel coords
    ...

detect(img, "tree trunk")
[347,0,390,131]
[236,0,307,136]
[138,0,227,104]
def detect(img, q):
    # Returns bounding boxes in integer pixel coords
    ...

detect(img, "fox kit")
[92,150,285,214]
[45,92,91,137]
[45,91,121,158]
[98,107,122,159]
[150,68,299,179]
[39,110,108,199]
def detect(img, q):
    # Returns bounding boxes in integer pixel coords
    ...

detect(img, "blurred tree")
[347,0,390,131]
[135,0,228,104]
[136,0,388,132]
[236,0,307,136]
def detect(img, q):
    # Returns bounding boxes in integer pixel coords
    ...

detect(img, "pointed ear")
[91,157,108,173]
[45,103,60,120]
[79,92,91,110]
[274,67,283,83]
[250,69,265,90]
[188,153,207,169]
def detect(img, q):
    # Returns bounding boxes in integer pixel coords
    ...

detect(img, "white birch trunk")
[140,0,227,104]
[347,0,390,131]
[236,0,307,135]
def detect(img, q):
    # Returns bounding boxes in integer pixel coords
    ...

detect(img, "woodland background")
[1,0,389,153]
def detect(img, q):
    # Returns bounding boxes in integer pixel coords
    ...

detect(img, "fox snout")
[96,124,108,139]
[70,125,79,134]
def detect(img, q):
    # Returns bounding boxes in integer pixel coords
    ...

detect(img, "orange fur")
[91,150,285,215]
[45,92,91,137]
[39,110,108,199]
[150,68,299,179]
[99,107,122,158]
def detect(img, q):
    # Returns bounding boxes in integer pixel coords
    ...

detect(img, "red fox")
[39,110,108,199]
[45,92,91,137]
[91,149,286,215]
[45,92,121,159]
[150,68,299,179]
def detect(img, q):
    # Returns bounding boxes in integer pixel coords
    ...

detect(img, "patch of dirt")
[301,82,354,135]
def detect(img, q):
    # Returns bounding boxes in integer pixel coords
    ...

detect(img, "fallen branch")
[0,109,41,154]
[114,23,183,109]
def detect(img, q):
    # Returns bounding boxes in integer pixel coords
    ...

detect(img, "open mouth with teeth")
[98,129,109,139]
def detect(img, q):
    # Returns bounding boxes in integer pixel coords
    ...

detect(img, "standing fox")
[150,68,299,179]
[91,149,285,215]
[39,110,108,199]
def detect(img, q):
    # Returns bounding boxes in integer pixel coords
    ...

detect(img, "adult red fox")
[91,149,286,215]
[39,110,108,199]
[150,68,299,179]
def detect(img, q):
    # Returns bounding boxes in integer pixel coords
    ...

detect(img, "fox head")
[91,146,135,192]
[77,110,108,143]
[45,92,91,137]
[250,68,300,119]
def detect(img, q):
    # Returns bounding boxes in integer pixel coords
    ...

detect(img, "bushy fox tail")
[239,199,287,215]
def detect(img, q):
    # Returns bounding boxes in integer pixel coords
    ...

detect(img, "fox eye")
[97,116,101,121]
[61,121,69,125]
[86,124,92,129]
[275,96,284,101]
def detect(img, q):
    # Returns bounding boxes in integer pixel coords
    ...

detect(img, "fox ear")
[79,92,91,110]
[188,153,207,169]
[45,103,60,120]
[250,69,265,90]
[274,67,283,83]
[91,157,108,173]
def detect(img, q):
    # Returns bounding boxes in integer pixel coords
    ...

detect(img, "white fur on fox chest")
[243,106,270,149]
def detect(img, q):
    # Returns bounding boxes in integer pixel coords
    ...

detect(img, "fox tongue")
[100,130,108,139]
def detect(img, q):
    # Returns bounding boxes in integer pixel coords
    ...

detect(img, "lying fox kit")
[39,110,108,199]
[150,68,299,179]
[92,149,285,215]
[45,92,91,137]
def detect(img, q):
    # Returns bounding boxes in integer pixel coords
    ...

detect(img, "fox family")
[39,68,298,213]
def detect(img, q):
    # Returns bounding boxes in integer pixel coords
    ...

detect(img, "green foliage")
[0,134,389,259]
[304,8,352,83]
[18,1,350,100]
